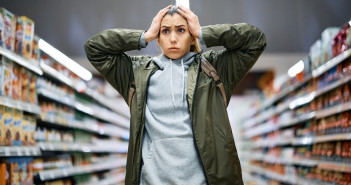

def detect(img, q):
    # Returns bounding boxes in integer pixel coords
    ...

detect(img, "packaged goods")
[321,27,340,63]
[27,116,36,145]
[0,8,4,47]
[0,105,3,145]
[6,157,34,185]
[332,24,351,57]
[12,63,21,100]
[0,7,16,51]
[310,39,322,70]
[21,115,29,146]
[20,67,29,102]
[4,106,13,146]
[31,35,40,61]
[12,109,22,146]
[28,72,37,104]
[2,56,13,97]
[15,16,34,59]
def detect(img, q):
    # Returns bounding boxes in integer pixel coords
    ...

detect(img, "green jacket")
[84,23,266,185]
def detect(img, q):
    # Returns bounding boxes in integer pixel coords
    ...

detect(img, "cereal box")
[20,67,29,102]
[0,105,4,145]
[21,115,29,146]
[4,106,14,146]
[27,116,36,145]
[0,8,4,47]
[15,16,34,59]
[2,56,12,98]
[0,7,16,51]
[12,109,22,146]
[28,72,37,104]
[12,63,21,100]
[31,35,40,61]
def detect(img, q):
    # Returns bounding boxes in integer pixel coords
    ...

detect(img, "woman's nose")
[170,33,177,43]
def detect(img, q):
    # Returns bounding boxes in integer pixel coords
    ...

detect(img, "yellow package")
[27,116,36,146]
[0,105,4,145]
[12,109,23,146]
[15,16,35,59]
[21,115,29,146]
[4,106,13,146]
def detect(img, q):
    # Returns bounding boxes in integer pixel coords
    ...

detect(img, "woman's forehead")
[161,14,188,27]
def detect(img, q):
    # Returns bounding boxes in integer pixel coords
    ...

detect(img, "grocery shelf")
[279,111,316,128]
[318,161,351,173]
[0,146,41,157]
[38,114,128,138]
[38,142,128,153]
[312,48,351,78]
[314,133,351,143]
[85,172,125,185]
[37,88,75,107]
[0,47,43,75]
[315,75,351,98]
[38,158,126,181]
[40,62,75,88]
[315,101,351,119]
[246,164,296,184]
[0,96,41,115]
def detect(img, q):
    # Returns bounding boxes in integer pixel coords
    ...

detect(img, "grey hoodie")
[139,52,207,185]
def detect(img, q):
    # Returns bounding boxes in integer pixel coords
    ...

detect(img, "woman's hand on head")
[177,5,201,39]
[145,5,171,43]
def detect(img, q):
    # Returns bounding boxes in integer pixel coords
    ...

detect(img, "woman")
[85,5,266,185]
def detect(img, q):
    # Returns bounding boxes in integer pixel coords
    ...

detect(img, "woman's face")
[158,13,195,59]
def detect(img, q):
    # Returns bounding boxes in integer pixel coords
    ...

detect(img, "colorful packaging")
[15,16,34,59]
[0,7,16,51]
[28,72,37,104]
[321,27,340,64]
[2,57,13,97]
[12,63,21,100]
[31,35,40,61]
[4,106,13,146]
[6,157,34,185]
[0,105,4,145]
[27,116,36,145]
[12,109,22,146]
[310,39,322,70]
[21,115,29,146]
[0,8,4,47]
[20,67,29,102]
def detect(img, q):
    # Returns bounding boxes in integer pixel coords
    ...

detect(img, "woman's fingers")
[145,5,171,42]
[177,5,200,38]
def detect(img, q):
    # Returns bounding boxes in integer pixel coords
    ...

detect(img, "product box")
[0,8,4,47]
[15,16,34,59]
[310,39,322,70]
[12,63,21,100]
[4,106,13,146]
[0,105,4,146]
[321,27,340,64]
[31,35,40,61]
[6,157,34,185]
[2,57,13,98]
[0,7,16,51]
[27,116,36,145]
[28,72,37,104]
[12,109,22,146]
[20,67,29,102]
[21,115,29,146]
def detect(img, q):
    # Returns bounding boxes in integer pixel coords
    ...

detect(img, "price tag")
[62,144,68,151]
[25,147,30,156]
[5,147,10,156]
[17,147,22,156]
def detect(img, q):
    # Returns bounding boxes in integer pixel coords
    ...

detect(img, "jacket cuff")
[199,28,206,46]
[139,32,148,49]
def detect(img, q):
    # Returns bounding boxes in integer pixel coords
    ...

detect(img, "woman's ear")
[190,36,196,45]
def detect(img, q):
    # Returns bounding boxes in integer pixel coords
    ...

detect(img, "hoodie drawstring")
[170,59,185,108]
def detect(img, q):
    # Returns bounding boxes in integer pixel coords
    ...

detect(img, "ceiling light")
[176,0,189,9]
[38,39,92,81]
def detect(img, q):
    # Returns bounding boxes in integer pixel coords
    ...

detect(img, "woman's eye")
[178,28,185,33]
[162,29,169,34]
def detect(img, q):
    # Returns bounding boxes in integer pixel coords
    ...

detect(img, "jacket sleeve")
[201,23,266,97]
[84,29,148,103]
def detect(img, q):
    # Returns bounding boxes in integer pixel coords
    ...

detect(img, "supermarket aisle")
[240,23,351,184]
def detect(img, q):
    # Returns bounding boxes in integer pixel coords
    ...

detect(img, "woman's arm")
[84,28,147,102]
[201,23,267,97]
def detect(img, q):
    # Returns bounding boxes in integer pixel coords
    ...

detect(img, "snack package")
[6,157,33,185]
[0,8,4,47]
[27,115,36,145]
[0,105,4,145]
[21,115,29,146]
[310,39,322,70]
[321,27,340,64]
[2,57,13,98]
[12,109,22,146]
[20,67,29,102]
[12,63,21,100]
[0,7,16,51]
[28,72,37,104]
[31,35,40,61]
[15,16,34,59]
[4,106,13,146]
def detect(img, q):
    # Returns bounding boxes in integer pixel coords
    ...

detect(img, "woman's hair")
[162,5,201,53]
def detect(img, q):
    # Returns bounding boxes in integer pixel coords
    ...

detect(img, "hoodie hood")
[152,52,196,70]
